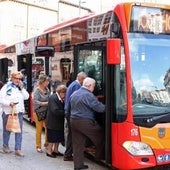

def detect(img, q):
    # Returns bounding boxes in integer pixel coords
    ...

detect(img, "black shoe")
[64,156,73,161]
[74,165,89,170]
[46,153,56,158]
[52,152,63,156]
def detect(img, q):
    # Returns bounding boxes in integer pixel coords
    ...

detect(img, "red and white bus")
[1,2,170,169]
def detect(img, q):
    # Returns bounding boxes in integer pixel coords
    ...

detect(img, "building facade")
[0,0,91,46]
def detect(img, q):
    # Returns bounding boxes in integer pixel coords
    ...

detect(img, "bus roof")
[43,12,96,33]
[1,2,170,53]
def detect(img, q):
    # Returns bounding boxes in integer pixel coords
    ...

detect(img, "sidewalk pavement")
[0,115,109,170]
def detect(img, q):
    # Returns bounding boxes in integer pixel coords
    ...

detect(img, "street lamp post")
[79,0,86,16]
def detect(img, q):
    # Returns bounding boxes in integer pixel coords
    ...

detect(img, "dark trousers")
[70,118,104,169]
[64,117,73,157]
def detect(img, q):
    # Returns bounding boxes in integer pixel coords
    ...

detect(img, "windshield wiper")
[134,112,170,128]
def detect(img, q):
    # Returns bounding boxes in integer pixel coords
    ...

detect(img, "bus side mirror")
[107,39,121,64]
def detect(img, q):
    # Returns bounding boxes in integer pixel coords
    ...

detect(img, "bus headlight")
[123,141,153,156]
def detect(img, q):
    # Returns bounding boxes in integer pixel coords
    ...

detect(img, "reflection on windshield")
[129,33,170,114]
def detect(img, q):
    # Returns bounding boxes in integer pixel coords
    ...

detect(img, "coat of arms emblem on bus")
[158,128,165,138]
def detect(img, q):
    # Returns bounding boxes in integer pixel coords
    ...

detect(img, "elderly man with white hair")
[67,77,105,170]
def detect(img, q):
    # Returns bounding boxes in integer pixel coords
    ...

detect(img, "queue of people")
[0,71,105,170]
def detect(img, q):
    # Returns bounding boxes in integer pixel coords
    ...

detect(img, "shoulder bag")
[35,106,48,121]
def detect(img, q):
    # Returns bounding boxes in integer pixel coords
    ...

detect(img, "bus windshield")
[128,33,170,126]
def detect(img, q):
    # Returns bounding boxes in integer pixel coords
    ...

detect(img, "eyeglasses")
[13,77,21,80]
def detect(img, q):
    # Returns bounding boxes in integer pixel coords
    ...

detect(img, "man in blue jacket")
[64,72,87,161]
[68,77,105,170]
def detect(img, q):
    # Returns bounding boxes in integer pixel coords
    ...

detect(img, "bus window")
[75,47,105,128]
[32,57,45,89]
[77,49,103,96]
[129,33,170,127]
[60,58,71,81]
[115,46,127,122]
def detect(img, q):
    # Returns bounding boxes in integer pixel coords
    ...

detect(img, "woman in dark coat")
[46,84,67,158]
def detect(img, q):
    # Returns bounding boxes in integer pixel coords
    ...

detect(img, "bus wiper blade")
[145,114,167,123]
[135,112,170,128]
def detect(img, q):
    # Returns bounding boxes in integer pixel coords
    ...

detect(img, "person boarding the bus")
[67,77,105,170]
[0,71,29,156]
[64,71,87,161]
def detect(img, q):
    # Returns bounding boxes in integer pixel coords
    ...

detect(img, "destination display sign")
[130,6,170,34]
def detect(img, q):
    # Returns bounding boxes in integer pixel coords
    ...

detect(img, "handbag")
[35,106,48,121]
[6,106,21,133]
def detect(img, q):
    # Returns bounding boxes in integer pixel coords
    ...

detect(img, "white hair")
[77,72,87,79]
[83,77,95,87]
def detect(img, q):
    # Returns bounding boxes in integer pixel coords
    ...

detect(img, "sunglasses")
[13,77,22,80]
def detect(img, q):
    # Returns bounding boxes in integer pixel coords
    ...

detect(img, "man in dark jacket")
[68,77,105,170]
[64,72,87,161]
